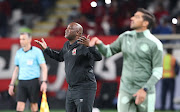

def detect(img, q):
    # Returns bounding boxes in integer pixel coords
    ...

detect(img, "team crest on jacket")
[140,44,149,52]
[72,48,77,55]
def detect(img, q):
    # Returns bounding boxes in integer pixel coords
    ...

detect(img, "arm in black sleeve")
[175,60,179,75]
[88,47,102,61]
[44,47,64,62]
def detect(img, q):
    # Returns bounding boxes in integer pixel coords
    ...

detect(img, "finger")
[34,40,40,43]
[135,97,140,105]
[77,38,83,42]
[41,38,45,43]
[77,40,84,44]
[135,95,140,104]
[77,41,84,45]
[80,36,86,40]
[87,35,90,39]
[35,40,43,46]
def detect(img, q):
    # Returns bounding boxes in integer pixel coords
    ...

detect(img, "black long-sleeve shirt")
[44,41,102,90]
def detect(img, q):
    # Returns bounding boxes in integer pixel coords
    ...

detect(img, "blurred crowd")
[0,0,180,39]
[0,0,56,38]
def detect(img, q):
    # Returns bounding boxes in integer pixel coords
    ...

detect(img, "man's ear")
[29,37,32,42]
[143,21,149,28]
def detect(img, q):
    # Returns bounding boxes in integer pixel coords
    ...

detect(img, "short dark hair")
[167,48,173,54]
[137,8,156,29]
[20,32,32,38]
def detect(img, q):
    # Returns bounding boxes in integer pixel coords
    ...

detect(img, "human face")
[19,34,31,48]
[65,23,77,40]
[130,11,146,30]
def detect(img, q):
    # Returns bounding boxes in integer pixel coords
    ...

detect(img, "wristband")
[9,84,14,87]
[41,81,48,84]
[143,88,148,92]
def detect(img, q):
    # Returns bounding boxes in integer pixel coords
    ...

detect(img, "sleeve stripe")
[152,67,163,80]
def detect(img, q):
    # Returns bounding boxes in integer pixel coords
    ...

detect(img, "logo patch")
[80,99,83,102]
[140,44,149,52]
[72,48,77,55]
[27,59,33,65]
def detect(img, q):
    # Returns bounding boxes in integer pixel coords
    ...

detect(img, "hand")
[133,88,147,105]
[8,86,14,96]
[78,35,90,47]
[78,35,101,47]
[89,37,101,46]
[34,38,47,50]
[40,82,47,93]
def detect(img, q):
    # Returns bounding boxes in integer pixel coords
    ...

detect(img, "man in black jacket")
[35,22,102,112]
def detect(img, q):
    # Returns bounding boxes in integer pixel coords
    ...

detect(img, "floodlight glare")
[105,0,111,4]
[172,18,178,24]
[91,1,97,7]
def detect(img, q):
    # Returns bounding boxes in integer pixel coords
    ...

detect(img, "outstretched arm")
[78,35,122,57]
[35,38,64,62]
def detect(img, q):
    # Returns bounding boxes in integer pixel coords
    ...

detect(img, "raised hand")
[89,37,101,46]
[78,35,101,47]
[34,38,47,50]
[78,35,90,47]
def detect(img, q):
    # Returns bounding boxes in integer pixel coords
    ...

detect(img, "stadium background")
[0,0,180,111]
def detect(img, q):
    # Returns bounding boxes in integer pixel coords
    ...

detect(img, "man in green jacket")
[78,8,163,112]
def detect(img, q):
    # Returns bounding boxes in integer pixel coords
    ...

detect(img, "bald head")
[65,22,83,41]
[70,22,83,35]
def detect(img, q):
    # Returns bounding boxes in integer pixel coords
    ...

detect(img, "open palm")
[34,38,47,50]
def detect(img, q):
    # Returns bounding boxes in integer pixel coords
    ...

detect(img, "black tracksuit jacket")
[44,41,102,90]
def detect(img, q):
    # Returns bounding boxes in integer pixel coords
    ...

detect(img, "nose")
[130,17,134,20]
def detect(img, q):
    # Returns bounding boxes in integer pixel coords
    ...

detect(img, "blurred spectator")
[49,18,66,37]
[101,15,110,35]
[67,6,80,24]
[116,11,131,34]
[171,0,179,15]
[39,0,56,17]
[152,17,172,43]
[154,3,169,24]
[94,22,105,36]
[153,17,172,34]
[10,19,32,38]
[161,48,179,110]
[109,21,119,35]
[18,19,32,34]
[169,0,178,12]
[0,8,8,38]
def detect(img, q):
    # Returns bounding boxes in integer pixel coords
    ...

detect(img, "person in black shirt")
[35,22,102,112]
